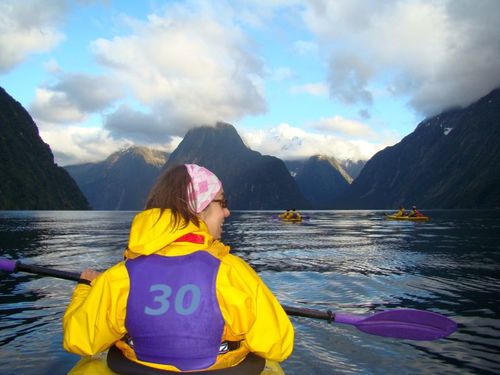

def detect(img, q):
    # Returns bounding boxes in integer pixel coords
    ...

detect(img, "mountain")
[334,88,500,209]
[283,159,304,178]
[339,159,366,180]
[294,155,352,209]
[284,156,353,208]
[163,122,310,210]
[0,87,89,210]
[65,146,168,210]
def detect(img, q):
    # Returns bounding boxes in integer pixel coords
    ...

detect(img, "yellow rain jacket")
[394,208,406,217]
[63,208,294,371]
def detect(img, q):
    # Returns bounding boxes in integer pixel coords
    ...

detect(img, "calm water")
[0,210,499,375]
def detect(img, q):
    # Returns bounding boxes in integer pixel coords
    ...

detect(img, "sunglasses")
[212,198,228,208]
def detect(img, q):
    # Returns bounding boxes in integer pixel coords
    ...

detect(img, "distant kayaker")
[280,209,292,219]
[394,206,406,217]
[63,164,294,373]
[290,209,302,220]
[408,206,423,217]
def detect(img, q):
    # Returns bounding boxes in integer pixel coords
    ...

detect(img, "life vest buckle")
[219,341,240,354]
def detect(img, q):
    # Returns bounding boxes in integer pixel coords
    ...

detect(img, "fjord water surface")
[0,210,499,374]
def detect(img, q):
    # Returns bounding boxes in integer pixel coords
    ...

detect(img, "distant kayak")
[385,214,430,221]
[278,214,303,222]
[279,216,302,222]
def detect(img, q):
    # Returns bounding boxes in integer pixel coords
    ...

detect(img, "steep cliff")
[164,122,310,210]
[0,87,89,210]
[294,155,352,209]
[65,146,168,210]
[335,88,500,209]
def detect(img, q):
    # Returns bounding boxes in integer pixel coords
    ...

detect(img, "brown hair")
[145,164,200,229]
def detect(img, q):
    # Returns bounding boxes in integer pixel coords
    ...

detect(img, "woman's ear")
[197,208,207,221]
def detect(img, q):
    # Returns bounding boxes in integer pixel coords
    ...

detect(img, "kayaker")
[290,209,301,220]
[63,164,294,374]
[280,209,291,219]
[408,206,423,217]
[394,206,406,217]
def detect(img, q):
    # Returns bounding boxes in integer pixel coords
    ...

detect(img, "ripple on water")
[1,210,500,375]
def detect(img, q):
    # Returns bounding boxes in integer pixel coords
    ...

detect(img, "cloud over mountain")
[2,0,499,165]
[303,0,500,116]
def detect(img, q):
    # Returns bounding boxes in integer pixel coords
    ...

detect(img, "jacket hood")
[126,208,212,257]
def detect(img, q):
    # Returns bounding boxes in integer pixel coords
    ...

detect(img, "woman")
[63,164,294,374]
[394,206,406,217]
[407,206,423,217]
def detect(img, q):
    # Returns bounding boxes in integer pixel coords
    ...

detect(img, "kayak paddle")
[0,258,82,281]
[283,305,456,341]
[0,258,457,341]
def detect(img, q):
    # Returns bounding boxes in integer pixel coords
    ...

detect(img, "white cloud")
[311,116,377,139]
[30,73,123,124]
[303,0,500,116]
[0,0,66,72]
[9,0,496,168]
[31,88,87,123]
[327,53,374,105]
[38,120,181,166]
[38,123,131,166]
[52,73,124,112]
[104,104,178,143]
[290,82,328,96]
[90,4,267,135]
[241,122,394,162]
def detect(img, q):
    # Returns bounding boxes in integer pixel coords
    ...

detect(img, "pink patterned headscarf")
[185,164,223,213]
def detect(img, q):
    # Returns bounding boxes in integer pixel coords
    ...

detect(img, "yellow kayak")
[385,214,430,221]
[69,351,284,375]
[278,214,302,222]
[281,217,302,222]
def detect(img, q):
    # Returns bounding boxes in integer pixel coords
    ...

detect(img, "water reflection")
[0,210,499,374]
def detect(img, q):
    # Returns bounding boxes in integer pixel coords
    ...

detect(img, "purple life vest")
[125,252,224,371]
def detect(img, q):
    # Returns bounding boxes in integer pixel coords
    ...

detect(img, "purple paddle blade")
[335,309,457,340]
[0,258,17,273]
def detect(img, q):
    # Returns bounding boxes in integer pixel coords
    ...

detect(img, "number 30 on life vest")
[144,283,201,316]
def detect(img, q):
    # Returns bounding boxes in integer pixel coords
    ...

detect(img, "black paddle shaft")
[283,305,334,322]
[16,262,80,282]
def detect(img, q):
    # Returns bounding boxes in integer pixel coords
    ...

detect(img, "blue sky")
[1,0,499,166]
